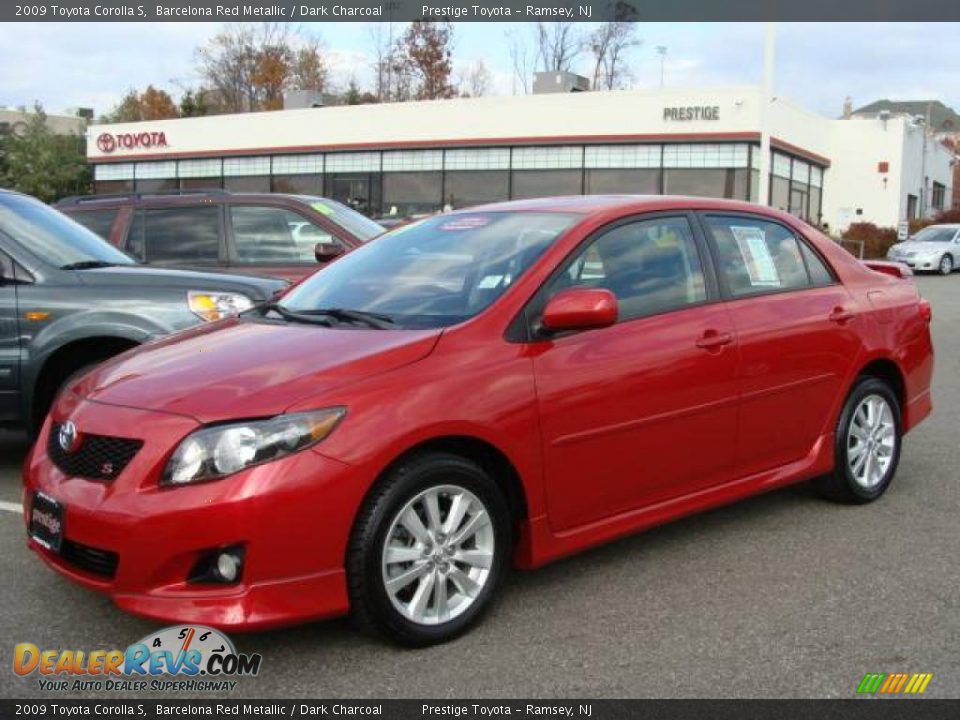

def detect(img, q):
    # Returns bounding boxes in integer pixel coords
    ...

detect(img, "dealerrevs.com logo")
[96,130,167,153]
[14,625,261,693]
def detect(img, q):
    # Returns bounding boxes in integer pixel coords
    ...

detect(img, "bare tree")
[507,28,533,94]
[457,59,491,97]
[368,23,397,102]
[587,21,640,90]
[534,22,582,72]
[195,23,329,113]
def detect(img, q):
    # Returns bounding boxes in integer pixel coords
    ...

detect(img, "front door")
[0,248,21,423]
[530,215,741,532]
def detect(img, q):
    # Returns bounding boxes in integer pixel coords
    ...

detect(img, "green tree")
[0,104,91,203]
[179,88,211,117]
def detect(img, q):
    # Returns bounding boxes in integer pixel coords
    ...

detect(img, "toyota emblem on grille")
[58,421,81,454]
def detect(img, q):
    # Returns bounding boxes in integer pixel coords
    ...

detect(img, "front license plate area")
[30,491,64,553]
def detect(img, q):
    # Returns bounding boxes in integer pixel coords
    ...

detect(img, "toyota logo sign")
[95,131,168,154]
[96,133,116,153]
[58,421,81,454]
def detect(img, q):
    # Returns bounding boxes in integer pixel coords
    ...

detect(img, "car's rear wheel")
[347,452,511,646]
[815,377,902,504]
[939,254,953,275]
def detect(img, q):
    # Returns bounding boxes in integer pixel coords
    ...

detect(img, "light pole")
[656,46,667,88]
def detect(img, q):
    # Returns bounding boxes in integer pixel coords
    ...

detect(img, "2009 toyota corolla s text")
[24,196,933,646]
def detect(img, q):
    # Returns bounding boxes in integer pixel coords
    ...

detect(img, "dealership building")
[85,82,956,230]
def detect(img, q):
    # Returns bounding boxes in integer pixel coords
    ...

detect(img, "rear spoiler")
[863,260,913,279]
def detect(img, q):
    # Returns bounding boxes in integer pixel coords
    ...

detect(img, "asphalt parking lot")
[0,275,957,700]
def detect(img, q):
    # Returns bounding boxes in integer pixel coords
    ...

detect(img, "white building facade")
[85,86,954,230]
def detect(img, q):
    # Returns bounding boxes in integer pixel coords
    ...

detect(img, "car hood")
[73,318,442,423]
[74,265,287,300]
[890,242,951,255]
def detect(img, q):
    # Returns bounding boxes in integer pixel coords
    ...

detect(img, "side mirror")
[314,241,345,264]
[541,288,618,334]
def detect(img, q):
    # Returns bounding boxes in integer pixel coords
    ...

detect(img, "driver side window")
[547,216,707,321]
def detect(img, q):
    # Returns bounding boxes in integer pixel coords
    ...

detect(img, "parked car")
[25,196,933,645]
[886,224,960,274]
[55,190,386,282]
[0,189,286,433]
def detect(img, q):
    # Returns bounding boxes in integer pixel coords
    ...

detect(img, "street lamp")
[656,46,668,88]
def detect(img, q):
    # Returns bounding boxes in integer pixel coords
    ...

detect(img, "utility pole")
[757,23,776,207]
[919,101,931,219]
[656,46,667,88]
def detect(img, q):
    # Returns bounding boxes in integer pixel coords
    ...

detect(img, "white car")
[887,224,960,275]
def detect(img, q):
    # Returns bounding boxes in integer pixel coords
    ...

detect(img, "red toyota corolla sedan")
[24,196,933,645]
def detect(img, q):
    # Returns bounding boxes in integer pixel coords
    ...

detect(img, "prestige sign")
[663,106,720,121]
[96,131,168,154]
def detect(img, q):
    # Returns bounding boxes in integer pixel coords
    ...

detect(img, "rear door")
[700,213,861,476]
[530,214,741,531]
[0,246,21,422]
[131,205,224,270]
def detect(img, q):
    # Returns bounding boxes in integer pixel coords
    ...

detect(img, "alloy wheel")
[940,255,953,275]
[846,394,897,489]
[381,484,495,626]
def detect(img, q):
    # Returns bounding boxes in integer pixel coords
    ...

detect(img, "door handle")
[828,307,856,324]
[696,330,733,350]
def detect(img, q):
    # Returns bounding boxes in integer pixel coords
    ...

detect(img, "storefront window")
[662,168,731,198]
[180,178,223,191]
[444,171,509,208]
[327,173,381,216]
[135,179,177,192]
[511,170,582,199]
[809,187,822,224]
[585,169,660,194]
[770,175,790,211]
[272,174,324,195]
[95,180,134,194]
[382,172,442,215]
[224,176,271,192]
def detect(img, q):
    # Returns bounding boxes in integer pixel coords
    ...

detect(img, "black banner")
[5,700,960,719]
[4,0,960,23]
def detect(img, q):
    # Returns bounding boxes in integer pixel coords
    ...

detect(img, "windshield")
[909,226,957,243]
[279,211,579,329]
[296,196,385,242]
[0,193,135,268]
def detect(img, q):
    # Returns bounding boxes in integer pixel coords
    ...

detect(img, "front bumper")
[887,255,938,271]
[23,393,361,630]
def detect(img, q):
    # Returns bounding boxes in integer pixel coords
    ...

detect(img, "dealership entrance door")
[327,174,382,217]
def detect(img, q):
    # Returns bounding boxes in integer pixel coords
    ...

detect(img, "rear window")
[68,209,119,240]
[142,206,220,263]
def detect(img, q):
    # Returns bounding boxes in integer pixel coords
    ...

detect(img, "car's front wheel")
[815,377,902,504]
[939,254,953,275]
[347,452,511,646]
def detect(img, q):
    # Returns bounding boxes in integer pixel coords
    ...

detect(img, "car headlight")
[188,291,254,322]
[162,408,345,486]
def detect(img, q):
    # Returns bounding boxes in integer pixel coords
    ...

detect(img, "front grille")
[47,425,143,482]
[60,539,119,578]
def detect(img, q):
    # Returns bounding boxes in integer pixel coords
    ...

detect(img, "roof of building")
[853,99,960,133]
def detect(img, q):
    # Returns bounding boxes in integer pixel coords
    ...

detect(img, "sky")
[0,22,958,119]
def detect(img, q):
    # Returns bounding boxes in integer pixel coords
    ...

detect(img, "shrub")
[934,207,960,224]
[841,222,899,259]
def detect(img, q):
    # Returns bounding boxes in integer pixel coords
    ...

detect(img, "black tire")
[31,362,98,437]
[347,452,512,646]
[815,377,902,504]
[939,254,953,275]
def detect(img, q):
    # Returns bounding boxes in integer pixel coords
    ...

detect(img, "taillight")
[919,299,932,323]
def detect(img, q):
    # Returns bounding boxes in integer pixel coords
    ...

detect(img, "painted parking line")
[0,501,23,514]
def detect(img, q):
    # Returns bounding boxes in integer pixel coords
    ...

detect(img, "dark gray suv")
[0,190,286,432]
